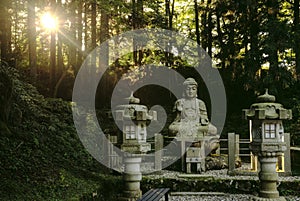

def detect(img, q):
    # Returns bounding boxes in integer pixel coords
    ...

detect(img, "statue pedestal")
[176,135,207,173]
[186,147,205,173]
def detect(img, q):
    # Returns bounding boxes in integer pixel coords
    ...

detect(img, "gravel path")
[144,165,300,182]
[170,194,250,201]
[169,195,300,201]
[143,165,300,201]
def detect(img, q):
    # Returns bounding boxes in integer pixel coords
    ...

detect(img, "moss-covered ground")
[0,66,123,200]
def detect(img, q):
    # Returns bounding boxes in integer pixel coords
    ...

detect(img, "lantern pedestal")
[251,155,285,201]
[259,156,279,198]
[121,156,142,201]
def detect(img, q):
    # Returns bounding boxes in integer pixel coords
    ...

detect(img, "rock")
[205,155,228,170]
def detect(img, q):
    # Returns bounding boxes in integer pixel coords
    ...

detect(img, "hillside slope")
[0,65,121,200]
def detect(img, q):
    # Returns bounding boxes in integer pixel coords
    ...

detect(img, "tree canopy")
[0,0,299,100]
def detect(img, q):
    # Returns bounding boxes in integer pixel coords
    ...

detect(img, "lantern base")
[119,190,142,201]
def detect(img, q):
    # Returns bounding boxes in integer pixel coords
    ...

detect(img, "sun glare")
[41,13,57,30]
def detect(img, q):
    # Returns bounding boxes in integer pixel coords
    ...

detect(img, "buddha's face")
[185,84,197,99]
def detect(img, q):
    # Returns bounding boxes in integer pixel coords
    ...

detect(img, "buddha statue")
[169,77,219,154]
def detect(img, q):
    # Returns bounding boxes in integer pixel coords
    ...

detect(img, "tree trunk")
[68,1,77,70]
[200,0,207,50]
[99,5,109,61]
[165,0,170,29]
[49,0,57,95]
[91,0,97,49]
[216,7,225,69]
[99,3,110,107]
[207,0,212,57]
[90,0,97,69]
[0,0,12,63]
[132,0,144,65]
[137,0,143,65]
[57,0,63,80]
[164,0,175,67]
[194,0,200,45]
[170,0,175,30]
[132,0,138,65]
[50,30,56,92]
[228,20,235,78]
[294,0,300,79]
[84,2,89,55]
[53,66,70,98]
[28,0,37,80]
[249,1,260,78]
[267,0,279,73]
[76,0,83,73]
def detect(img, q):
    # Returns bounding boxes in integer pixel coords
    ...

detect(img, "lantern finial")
[126,91,140,104]
[257,88,276,103]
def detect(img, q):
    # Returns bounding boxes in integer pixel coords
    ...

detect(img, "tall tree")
[132,0,138,65]
[49,0,57,93]
[165,0,175,30]
[98,0,110,107]
[199,0,214,56]
[53,0,64,98]
[294,0,300,79]
[68,1,77,70]
[215,4,225,69]
[165,0,175,67]
[247,0,260,79]
[91,0,97,49]
[194,0,200,45]
[132,0,144,65]
[56,0,63,78]
[76,0,84,72]
[99,1,109,62]
[84,2,89,55]
[0,0,12,63]
[206,0,213,57]
[266,0,279,74]
[28,0,37,80]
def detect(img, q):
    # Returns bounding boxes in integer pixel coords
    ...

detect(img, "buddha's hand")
[200,118,209,125]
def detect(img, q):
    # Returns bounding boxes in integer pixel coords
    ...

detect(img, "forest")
[1,0,300,200]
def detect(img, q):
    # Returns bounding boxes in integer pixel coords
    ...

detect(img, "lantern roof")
[115,93,157,121]
[243,89,292,120]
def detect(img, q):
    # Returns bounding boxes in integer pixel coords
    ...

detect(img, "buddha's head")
[183,78,198,99]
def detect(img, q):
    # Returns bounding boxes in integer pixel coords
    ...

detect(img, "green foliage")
[0,63,13,124]
[279,85,300,146]
[0,64,121,200]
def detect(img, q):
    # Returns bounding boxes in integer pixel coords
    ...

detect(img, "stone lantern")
[115,92,156,201]
[243,89,292,200]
